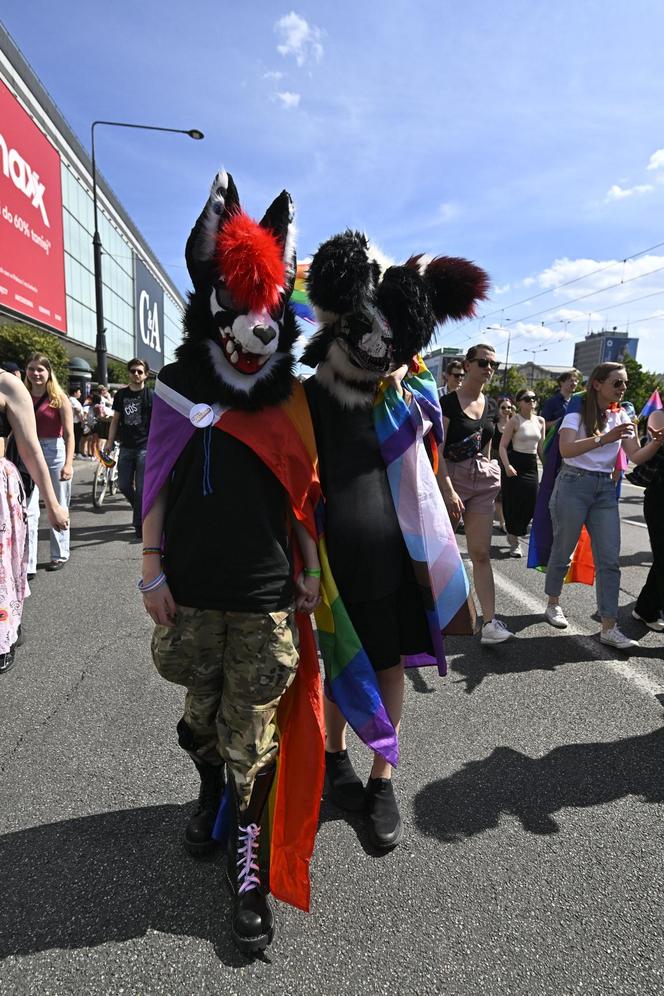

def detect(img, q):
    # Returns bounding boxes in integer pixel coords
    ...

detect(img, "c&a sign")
[134,256,164,371]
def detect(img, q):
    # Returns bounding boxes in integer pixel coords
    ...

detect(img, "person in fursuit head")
[438,343,515,645]
[301,231,486,850]
[540,362,664,650]
[105,358,153,540]
[140,168,325,955]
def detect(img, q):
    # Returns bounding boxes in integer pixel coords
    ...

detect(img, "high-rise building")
[0,24,185,379]
[573,329,638,377]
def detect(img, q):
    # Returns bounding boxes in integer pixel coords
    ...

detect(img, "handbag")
[625,434,664,488]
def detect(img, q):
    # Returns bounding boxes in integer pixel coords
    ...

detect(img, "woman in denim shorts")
[438,343,514,646]
[544,362,664,650]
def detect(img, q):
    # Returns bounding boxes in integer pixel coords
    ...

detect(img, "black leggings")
[635,479,664,622]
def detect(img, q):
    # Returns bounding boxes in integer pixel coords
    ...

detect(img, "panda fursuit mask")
[177,168,299,410]
[301,230,489,407]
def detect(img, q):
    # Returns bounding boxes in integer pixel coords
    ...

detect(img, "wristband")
[138,571,166,593]
[142,547,162,556]
[304,567,321,577]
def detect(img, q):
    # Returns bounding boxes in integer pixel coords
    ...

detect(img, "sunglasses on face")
[500,405,512,411]
[610,380,628,388]
[472,358,500,370]
[449,371,463,378]
[522,396,537,403]
[129,368,145,375]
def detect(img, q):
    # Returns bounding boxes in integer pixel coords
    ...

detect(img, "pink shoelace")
[236,822,261,895]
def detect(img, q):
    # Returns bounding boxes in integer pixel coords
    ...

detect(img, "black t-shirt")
[439,392,495,456]
[113,387,152,448]
[159,365,292,613]
[305,376,408,603]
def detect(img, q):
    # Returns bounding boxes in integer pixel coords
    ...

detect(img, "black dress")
[305,376,432,669]
[501,415,540,537]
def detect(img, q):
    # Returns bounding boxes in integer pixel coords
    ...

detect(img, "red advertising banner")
[0,79,67,332]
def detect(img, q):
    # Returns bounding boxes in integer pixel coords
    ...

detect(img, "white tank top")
[511,414,541,454]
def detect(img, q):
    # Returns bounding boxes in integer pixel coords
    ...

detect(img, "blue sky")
[4,1,664,372]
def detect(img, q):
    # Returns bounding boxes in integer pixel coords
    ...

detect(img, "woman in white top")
[499,389,546,557]
[543,362,664,650]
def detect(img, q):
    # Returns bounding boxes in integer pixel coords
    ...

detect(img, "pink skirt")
[0,458,29,653]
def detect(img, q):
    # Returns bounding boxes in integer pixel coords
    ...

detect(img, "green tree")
[107,359,129,385]
[0,323,70,384]
[534,377,557,403]
[622,354,664,418]
[485,365,527,399]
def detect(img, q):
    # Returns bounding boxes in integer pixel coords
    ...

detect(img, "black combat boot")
[184,759,225,856]
[177,718,225,856]
[227,766,276,954]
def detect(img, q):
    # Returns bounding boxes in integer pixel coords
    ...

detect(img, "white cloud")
[512,322,573,341]
[263,70,284,81]
[521,276,536,287]
[646,149,664,171]
[273,90,301,109]
[605,182,654,201]
[275,12,323,66]
[494,283,511,296]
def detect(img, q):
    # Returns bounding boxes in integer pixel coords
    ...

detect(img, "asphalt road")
[1,467,662,996]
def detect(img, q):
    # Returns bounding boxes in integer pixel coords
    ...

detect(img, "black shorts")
[345,570,433,672]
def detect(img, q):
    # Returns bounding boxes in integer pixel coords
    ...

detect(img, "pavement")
[1,465,663,996]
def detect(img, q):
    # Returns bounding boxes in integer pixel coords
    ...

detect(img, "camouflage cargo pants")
[152,605,299,807]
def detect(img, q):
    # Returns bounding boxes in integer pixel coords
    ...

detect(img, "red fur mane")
[216,211,285,313]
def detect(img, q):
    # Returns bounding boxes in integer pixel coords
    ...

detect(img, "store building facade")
[0,25,184,377]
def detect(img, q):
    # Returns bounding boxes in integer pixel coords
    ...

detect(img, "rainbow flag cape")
[142,377,325,912]
[291,261,316,325]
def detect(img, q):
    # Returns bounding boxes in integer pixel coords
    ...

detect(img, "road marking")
[489,568,664,701]
[624,519,648,529]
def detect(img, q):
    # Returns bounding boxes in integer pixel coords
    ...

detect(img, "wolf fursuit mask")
[301,230,489,407]
[177,168,298,410]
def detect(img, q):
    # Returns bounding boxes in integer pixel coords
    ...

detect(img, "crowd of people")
[0,355,153,674]
[439,351,664,649]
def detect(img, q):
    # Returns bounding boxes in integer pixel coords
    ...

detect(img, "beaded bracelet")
[304,567,321,577]
[137,571,167,593]
[142,547,162,556]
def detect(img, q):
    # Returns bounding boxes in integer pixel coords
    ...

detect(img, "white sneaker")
[544,605,568,629]
[509,544,523,558]
[631,609,664,632]
[480,619,514,645]
[599,626,639,652]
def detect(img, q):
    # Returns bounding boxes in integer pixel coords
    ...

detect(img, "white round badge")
[189,403,215,428]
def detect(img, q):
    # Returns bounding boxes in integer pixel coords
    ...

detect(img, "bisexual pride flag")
[639,390,663,421]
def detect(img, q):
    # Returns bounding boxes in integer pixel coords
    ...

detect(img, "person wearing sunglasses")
[544,362,664,649]
[491,398,514,532]
[438,343,514,645]
[443,361,465,395]
[105,358,153,540]
[499,389,546,557]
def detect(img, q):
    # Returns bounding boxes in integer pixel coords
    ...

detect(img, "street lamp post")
[90,120,204,385]
[486,322,511,389]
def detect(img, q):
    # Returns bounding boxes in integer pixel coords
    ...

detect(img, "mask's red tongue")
[221,332,265,375]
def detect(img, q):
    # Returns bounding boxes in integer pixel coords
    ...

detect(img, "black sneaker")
[325,750,366,812]
[365,777,403,850]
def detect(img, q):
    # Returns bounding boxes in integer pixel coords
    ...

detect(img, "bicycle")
[92,442,120,508]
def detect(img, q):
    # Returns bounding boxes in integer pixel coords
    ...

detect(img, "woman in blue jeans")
[544,362,664,651]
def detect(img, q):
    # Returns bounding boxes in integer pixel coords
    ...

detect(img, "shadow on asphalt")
[0,804,251,966]
[444,623,664,694]
[413,724,664,841]
[317,796,395,858]
[619,550,653,568]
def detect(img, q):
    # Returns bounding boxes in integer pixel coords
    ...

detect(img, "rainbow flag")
[291,261,316,325]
